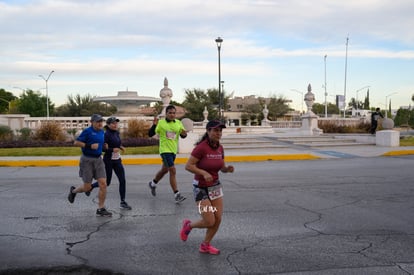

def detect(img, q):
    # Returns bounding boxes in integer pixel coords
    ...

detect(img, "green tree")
[389,99,392,115]
[151,102,163,116]
[394,108,414,128]
[328,102,340,114]
[16,90,54,117]
[266,96,291,120]
[241,95,291,124]
[312,103,324,115]
[347,97,364,110]
[55,94,116,116]
[241,103,262,125]
[364,89,370,109]
[401,93,414,128]
[182,88,218,121]
[0,89,17,114]
[312,102,339,115]
[151,100,182,116]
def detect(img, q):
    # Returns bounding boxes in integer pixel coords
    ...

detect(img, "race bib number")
[111,152,121,160]
[208,185,223,200]
[166,131,176,140]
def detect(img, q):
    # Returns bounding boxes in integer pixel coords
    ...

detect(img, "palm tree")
[55,94,116,116]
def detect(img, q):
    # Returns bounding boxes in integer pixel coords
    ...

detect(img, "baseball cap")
[206,120,226,129]
[90,114,104,122]
[106,116,120,124]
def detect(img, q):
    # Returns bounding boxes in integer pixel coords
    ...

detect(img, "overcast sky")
[1,0,413,112]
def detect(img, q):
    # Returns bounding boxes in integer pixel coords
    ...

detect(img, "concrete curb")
[381,149,414,156]
[0,159,79,167]
[1,147,414,167]
[0,154,321,167]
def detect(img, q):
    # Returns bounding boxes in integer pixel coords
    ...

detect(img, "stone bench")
[376,130,400,147]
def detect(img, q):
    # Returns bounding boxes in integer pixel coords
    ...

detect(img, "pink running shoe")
[199,242,220,255]
[180,219,192,241]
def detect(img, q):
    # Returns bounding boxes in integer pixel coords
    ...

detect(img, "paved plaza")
[1,153,413,274]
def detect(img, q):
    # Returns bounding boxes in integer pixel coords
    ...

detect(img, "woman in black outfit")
[87,116,131,210]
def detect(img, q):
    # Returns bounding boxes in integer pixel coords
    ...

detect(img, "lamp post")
[215,37,223,120]
[324,54,327,118]
[343,36,349,118]
[220,80,225,119]
[39,70,54,119]
[355,85,370,117]
[290,89,304,114]
[385,92,397,118]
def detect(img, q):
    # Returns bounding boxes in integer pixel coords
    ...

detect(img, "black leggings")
[104,158,127,201]
[370,121,378,134]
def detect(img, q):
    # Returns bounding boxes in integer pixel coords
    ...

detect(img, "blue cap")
[106,116,120,124]
[91,114,104,122]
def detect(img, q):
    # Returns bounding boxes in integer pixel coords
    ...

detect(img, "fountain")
[93,90,159,116]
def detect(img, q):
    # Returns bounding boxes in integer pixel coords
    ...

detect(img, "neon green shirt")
[155,119,185,154]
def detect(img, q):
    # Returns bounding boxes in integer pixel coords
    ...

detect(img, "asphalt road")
[1,155,414,274]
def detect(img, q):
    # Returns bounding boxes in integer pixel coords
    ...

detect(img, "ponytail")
[196,132,208,145]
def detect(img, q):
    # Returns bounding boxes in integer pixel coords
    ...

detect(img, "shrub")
[0,138,158,148]
[0,125,13,141]
[34,121,66,141]
[318,121,371,133]
[121,137,159,147]
[67,128,77,136]
[17,127,32,141]
[125,119,151,138]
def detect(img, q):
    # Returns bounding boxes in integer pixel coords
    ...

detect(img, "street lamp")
[324,54,327,118]
[215,37,223,120]
[39,70,54,119]
[385,92,397,118]
[343,36,349,118]
[220,80,225,119]
[355,85,370,117]
[290,89,304,114]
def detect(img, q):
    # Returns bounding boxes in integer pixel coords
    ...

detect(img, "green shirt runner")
[155,119,186,154]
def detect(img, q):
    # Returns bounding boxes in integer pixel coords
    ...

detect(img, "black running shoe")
[68,186,76,203]
[175,192,186,204]
[85,190,91,197]
[120,201,132,210]
[96,208,112,217]
[149,181,156,196]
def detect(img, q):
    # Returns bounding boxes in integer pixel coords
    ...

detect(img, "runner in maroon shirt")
[180,120,234,255]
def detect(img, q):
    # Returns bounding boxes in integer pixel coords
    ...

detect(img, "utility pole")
[324,54,327,118]
[343,36,349,118]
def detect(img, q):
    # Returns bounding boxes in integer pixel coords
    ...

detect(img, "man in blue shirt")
[68,114,112,217]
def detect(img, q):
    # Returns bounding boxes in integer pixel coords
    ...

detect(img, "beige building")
[227,95,270,112]
[225,95,295,125]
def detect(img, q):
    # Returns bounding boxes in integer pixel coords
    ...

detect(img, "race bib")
[111,151,121,160]
[166,131,176,140]
[208,185,223,200]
